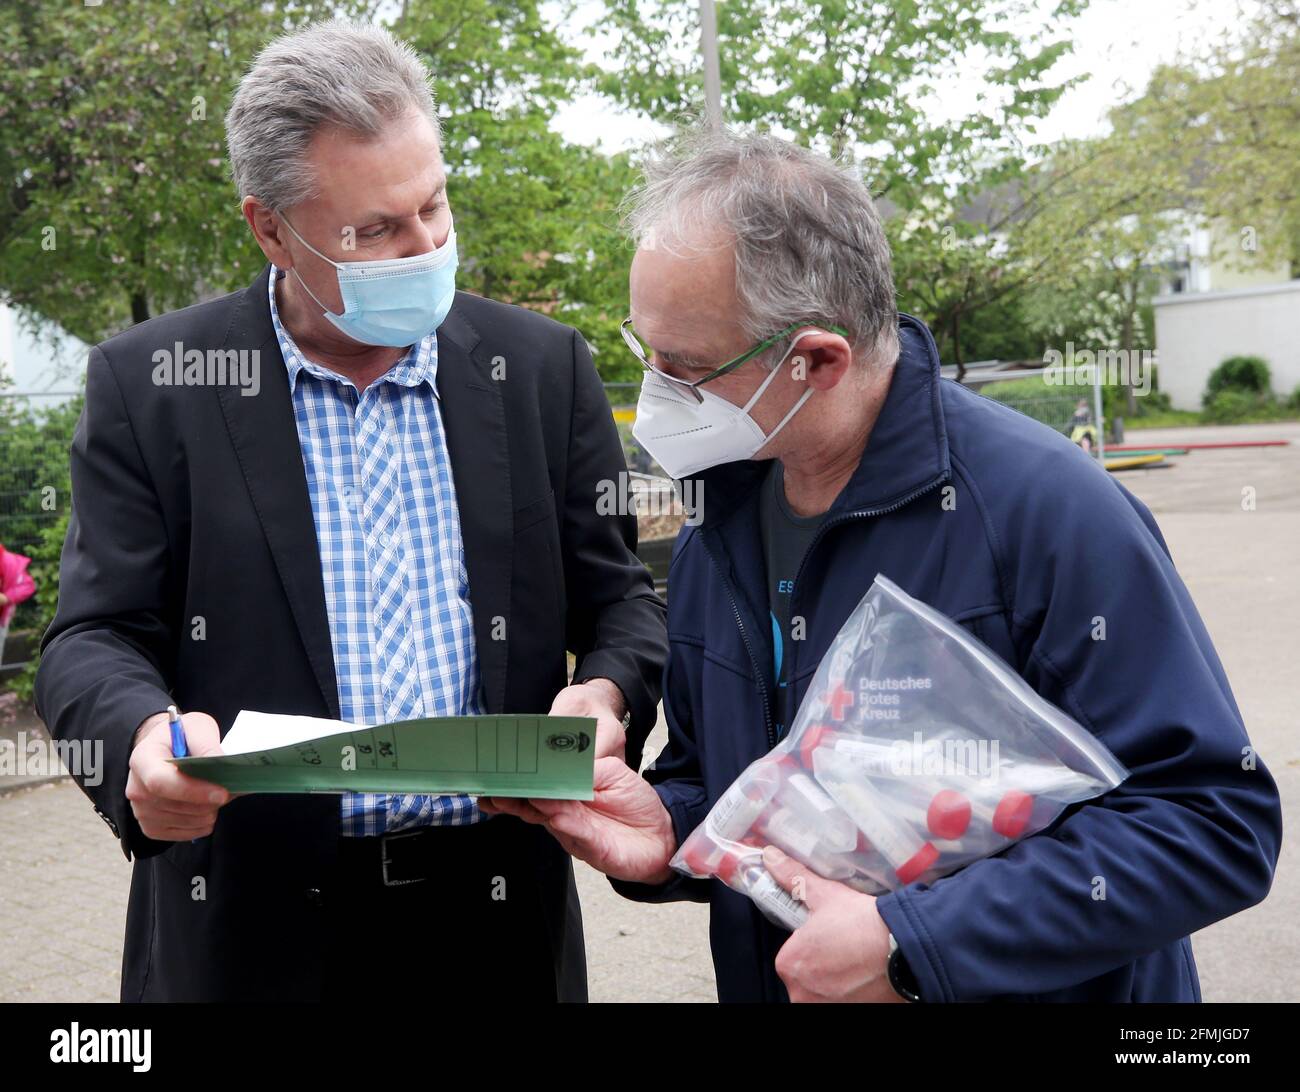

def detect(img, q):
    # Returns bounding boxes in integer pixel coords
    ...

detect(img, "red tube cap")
[993,790,1035,838]
[928,789,971,839]
[896,841,940,885]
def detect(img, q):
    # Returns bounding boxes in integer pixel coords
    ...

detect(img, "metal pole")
[699,0,722,128]
[1092,358,1106,463]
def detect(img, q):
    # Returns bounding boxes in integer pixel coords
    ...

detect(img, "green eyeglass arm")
[692,322,850,385]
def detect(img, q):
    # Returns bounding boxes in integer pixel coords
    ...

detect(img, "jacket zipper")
[705,471,952,751]
[702,537,777,747]
[784,473,951,710]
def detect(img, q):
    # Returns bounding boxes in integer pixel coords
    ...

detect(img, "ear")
[788,330,855,392]
[242,196,294,269]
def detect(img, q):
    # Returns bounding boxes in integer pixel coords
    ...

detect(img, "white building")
[1152,281,1300,410]
[0,304,87,404]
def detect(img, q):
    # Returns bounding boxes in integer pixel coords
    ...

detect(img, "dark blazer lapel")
[215,264,340,718]
[435,296,512,715]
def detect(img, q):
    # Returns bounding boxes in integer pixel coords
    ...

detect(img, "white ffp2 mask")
[631,332,815,479]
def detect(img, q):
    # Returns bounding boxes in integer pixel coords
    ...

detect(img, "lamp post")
[700,0,722,127]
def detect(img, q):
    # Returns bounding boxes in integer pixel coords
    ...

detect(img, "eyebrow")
[355,178,447,227]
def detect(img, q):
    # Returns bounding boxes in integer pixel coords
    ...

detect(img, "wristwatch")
[887,932,922,1003]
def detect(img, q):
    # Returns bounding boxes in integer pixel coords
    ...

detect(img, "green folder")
[170,712,597,799]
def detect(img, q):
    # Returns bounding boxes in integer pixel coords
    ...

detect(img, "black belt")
[336,816,542,889]
[337,824,469,888]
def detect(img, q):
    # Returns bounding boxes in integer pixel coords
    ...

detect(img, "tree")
[1004,132,1180,410]
[0,0,358,345]
[397,0,642,378]
[0,1,642,377]
[1004,0,1300,407]
[592,0,1089,364]
[1114,1,1300,276]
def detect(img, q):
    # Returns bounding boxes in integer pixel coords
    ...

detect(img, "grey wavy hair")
[225,21,441,212]
[622,127,899,369]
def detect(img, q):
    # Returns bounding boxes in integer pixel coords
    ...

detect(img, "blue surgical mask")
[280,214,458,347]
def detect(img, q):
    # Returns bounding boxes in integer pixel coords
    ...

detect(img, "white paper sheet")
[220,710,364,756]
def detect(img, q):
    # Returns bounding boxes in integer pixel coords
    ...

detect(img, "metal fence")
[984,391,1085,435]
[941,363,1115,451]
[1,383,667,564]
[0,376,1103,663]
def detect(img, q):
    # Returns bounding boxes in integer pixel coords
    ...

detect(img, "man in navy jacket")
[483,129,1282,1002]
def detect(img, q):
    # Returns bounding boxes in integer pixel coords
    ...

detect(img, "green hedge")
[0,396,79,700]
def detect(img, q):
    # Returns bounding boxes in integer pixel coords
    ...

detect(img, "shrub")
[1202,388,1270,423]
[0,396,80,557]
[1203,355,1272,405]
[1132,389,1172,416]
[0,395,78,698]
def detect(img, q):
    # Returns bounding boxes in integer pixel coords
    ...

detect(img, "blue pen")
[167,704,189,758]
[168,705,203,844]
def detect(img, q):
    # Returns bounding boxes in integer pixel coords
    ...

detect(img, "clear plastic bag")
[671,574,1129,929]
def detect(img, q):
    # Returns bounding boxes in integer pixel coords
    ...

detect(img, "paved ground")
[0,420,1295,1002]
[1091,422,1300,1003]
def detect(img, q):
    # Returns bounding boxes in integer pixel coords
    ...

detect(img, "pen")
[167,704,189,758]
[168,705,202,844]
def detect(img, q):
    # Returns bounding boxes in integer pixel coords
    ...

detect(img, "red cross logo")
[827,685,855,721]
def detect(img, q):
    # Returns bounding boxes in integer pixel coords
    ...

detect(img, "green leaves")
[5,0,1291,383]
[397,0,642,378]
[0,0,363,345]
[593,0,1088,365]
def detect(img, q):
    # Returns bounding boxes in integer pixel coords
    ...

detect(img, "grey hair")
[225,21,441,211]
[622,127,899,369]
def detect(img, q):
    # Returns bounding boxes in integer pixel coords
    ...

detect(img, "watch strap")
[887,934,923,1003]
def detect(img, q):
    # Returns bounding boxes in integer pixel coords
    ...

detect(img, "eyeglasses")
[620,318,849,404]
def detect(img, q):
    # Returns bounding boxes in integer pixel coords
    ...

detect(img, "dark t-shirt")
[759,459,826,738]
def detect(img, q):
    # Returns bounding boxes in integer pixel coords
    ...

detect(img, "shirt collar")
[267,264,440,397]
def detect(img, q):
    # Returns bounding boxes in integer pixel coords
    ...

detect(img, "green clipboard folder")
[170,711,597,800]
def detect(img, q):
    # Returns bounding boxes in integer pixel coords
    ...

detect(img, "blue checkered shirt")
[268,266,488,836]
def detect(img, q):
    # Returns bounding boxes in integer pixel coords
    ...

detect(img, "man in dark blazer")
[35,21,666,1002]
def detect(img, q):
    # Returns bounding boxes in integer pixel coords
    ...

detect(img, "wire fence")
[604,377,1104,467]
[977,380,1121,452]
[1,381,1104,552]
[984,391,1086,436]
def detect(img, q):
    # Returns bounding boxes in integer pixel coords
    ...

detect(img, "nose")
[403,210,450,257]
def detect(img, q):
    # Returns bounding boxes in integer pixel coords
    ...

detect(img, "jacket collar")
[687,312,951,527]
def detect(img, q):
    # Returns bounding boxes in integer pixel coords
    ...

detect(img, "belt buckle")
[380,828,428,887]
